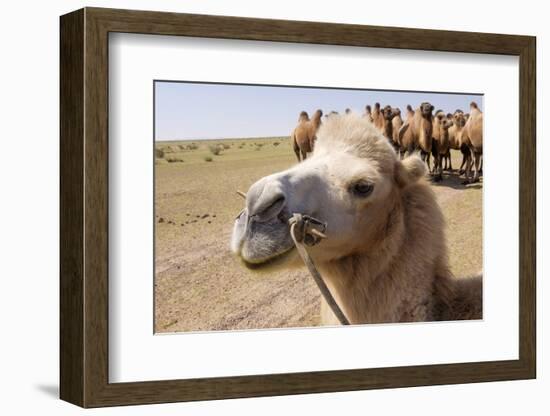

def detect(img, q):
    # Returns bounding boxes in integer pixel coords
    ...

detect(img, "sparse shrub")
[208,144,222,155]
[155,148,165,158]
[204,156,213,162]
[178,145,186,150]
[222,143,230,150]
[273,142,280,146]
[166,157,184,163]
[161,146,173,154]
[186,143,198,150]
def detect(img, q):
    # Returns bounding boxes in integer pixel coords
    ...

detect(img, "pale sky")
[154,81,483,141]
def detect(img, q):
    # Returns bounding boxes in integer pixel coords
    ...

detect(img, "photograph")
[154,81,484,333]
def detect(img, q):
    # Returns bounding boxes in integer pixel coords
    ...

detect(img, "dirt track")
[154,139,482,333]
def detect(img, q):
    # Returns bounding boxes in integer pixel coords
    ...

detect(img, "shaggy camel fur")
[231,114,482,325]
[398,102,435,170]
[291,109,323,162]
[462,102,483,183]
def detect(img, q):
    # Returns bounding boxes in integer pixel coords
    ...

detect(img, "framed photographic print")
[60,7,536,408]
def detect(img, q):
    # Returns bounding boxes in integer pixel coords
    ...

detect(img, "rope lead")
[289,214,350,325]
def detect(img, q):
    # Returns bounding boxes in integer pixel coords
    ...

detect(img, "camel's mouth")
[240,245,297,271]
[231,208,297,271]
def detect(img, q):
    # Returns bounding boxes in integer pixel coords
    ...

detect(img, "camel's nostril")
[252,196,286,223]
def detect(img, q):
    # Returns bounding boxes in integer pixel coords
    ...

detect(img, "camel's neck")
[383,118,393,139]
[418,118,432,150]
[317,196,410,324]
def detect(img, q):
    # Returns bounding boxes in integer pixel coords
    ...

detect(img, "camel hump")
[398,122,410,140]
[298,111,310,122]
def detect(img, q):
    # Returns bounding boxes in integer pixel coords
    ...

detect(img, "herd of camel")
[291,101,483,184]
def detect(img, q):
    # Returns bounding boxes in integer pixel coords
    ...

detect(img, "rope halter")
[288,213,350,325]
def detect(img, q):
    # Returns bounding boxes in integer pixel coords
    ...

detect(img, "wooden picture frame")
[60,7,536,408]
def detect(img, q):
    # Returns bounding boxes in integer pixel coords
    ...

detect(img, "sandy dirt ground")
[154,138,482,333]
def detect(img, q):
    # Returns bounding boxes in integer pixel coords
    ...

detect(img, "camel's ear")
[395,156,427,188]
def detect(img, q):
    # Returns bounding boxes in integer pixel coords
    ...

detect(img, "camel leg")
[459,147,469,175]
[301,150,307,160]
[472,152,482,183]
[443,151,452,171]
[462,150,473,184]
[432,154,442,182]
[420,150,431,173]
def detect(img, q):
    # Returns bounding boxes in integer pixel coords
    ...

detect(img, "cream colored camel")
[291,109,323,161]
[231,114,482,325]
[462,102,483,183]
[398,102,435,170]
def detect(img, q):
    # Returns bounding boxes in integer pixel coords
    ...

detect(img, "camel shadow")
[429,170,483,190]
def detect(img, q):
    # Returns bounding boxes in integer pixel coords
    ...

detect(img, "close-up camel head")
[231,114,426,270]
[298,110,309,122]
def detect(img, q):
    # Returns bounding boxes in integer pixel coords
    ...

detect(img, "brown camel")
[364,105,373,121]
[431,110,453,181]
[291,109,323,162]
[398,102,435,170]
[232,114,482,324]
[371,102,384,131]
[391,107,403,152]
[462,102,483,183]
[380,105,394,136]
[446,110,471,175]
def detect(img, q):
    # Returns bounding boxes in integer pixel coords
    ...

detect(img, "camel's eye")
[350,181,374,198]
